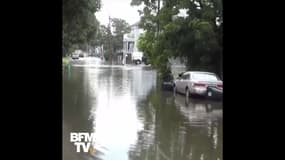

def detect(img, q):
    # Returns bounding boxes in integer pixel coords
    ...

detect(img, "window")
[182,74,189,80]
[192,73,219,81]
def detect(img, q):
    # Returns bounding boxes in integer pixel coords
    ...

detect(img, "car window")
[192,73,219,81]
[182,74,189,80]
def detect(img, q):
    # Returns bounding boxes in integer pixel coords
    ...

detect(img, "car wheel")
[185,88,190,104]
[186,88,190,98]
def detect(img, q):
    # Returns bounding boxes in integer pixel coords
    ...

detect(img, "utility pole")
[157,0,160,35]
[108,16,113,65]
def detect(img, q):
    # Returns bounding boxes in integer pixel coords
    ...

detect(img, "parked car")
[132,51,143,65]
[72,50,83,59]
[161,72,174,91]
[173,71,223,98]
[71,52,79,59]
[79,52,84,57]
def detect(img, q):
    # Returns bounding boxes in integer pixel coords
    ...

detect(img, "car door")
[175,76,182,93]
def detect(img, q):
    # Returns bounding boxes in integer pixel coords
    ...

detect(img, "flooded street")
[63,58,223,160]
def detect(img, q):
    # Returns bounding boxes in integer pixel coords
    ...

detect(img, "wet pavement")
[63,57,223,160]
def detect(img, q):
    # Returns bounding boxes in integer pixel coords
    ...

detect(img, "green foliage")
[95,25,108,47]
[94,18,131,60]
[63,0,101,56]
[132,0,223,76]
[62,57,70,66]
[111,18,131,52]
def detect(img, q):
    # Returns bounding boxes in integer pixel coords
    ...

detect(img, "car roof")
[183,71,216,75]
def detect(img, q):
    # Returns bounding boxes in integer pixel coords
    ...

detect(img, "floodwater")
[63,57,223,160]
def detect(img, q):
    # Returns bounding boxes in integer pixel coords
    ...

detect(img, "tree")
[92,19,131,62]
[95,25,109,47]
[63,0,101,56]
[132,0,223,77]
[111,18,131,52]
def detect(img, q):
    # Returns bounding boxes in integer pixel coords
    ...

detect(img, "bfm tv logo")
[70,132,96,153]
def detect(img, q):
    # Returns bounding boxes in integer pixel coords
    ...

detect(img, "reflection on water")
[130,90,222,160]
[63,64,222,160]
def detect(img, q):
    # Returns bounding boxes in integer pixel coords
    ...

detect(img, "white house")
[122,22,144,64]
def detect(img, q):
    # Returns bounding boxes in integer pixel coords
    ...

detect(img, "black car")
[161,73,174,91]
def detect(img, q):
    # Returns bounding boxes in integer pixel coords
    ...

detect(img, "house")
[122,22,144,64]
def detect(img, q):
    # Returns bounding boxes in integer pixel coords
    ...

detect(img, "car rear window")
[192,73,219,81]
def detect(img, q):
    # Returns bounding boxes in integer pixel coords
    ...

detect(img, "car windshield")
[192,73,219,81]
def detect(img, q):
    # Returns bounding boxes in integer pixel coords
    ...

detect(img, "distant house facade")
[122,22,144,64]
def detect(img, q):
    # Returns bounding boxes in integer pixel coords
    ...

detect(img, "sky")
[95,0,144,26]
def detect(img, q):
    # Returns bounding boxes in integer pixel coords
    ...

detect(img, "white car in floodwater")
[71,50,82,59]
[173,71,223,97]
